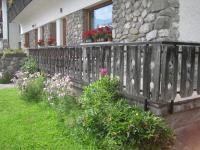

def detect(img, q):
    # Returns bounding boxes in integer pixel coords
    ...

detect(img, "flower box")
[83,26,112,43]
[48,37,56,46]
[37,39,45,47]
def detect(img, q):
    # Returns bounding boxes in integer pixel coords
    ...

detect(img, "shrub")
[0,72,12,84]
[2,48,25,56]
[79,76,174,150]
[44,73,72,105]
[12,71,45,101]
[21,57,38,74]
[80,76,120,109]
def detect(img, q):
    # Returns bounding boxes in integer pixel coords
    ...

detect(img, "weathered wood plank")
[95,47,100,80]
[180,46,195,97]
[143,45,152,99]
[119,46,124,91]
[151,45,161,102]
[160,45,178,102]
[170,46,178,99]
[77,47,83,80]
[180,46,188,97]
[134,46,141,96]
[126,46,131,94]
[86,47,91,83]
[91,47,96,82]
[106,46,112,76]
[113,46,124,91]
[187,47,196,96]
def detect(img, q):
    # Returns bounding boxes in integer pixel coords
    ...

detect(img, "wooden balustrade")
[29,41,200,103]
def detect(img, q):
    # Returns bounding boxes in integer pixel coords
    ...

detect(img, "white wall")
[179,0,200,42]
[9,23,21,49]
[13,0,106,34]
[2,0,8,40]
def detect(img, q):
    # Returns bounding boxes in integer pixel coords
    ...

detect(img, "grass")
[0,88,96,150]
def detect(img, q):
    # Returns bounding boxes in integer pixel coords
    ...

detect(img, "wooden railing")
[29,41,200,103]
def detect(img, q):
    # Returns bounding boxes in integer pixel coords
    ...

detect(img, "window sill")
[80,41,113,46]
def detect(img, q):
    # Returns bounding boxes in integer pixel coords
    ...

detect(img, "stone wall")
[0,54,26,77]
[44,24,51,47]
[66,10,84,46]
[112,0,179,42]
[29,30,37,48]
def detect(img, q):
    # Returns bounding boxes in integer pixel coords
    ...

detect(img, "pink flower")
[100,68,108,76]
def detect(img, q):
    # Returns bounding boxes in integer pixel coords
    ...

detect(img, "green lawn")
[0,88,95,150]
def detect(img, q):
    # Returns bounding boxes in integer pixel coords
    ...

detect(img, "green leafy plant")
[21,75,45,102]
[0,72,12,84]
[13,71,45,102]
[2,48,26,57]
[79,76,175,150]
[21,57,38,74]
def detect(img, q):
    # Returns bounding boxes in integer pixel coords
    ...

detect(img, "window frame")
[87,0,113,30]
[24,32,29,47]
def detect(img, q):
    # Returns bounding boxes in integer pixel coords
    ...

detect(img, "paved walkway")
[166,108,200,150]
[0,84,14,89]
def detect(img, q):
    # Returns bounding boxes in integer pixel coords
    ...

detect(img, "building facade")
[0,0,8,50]
[0,0,22,50]
[7,0,200,49]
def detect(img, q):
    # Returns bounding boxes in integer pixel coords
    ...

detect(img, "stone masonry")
[112,0,179,42]
[0,54,26,77]
[65,10,84,46]
[29,30,37,48]
[44,24,51,47]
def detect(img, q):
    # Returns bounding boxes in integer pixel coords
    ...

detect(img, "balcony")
[29,41,200,115]
[8,0,32,22]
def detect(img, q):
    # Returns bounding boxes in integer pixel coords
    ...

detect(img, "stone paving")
[0,84,14,89]
[166,108,200,150]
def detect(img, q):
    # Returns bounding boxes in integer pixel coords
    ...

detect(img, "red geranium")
[48,37,56,45]
[83,26,112,42]
[37,39,44,46]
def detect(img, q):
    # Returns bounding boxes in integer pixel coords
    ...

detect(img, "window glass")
[92,4,112,29]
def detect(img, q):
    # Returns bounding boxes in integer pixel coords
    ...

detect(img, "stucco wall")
[9,23,21,49]
[179,0,200,42]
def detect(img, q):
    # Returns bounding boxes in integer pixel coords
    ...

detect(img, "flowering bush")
[0,72,12,84]
[21,57,38,74]
[12,71,45,101]
[79,75,174,149]
[37,39,45,46]
[48,37,56,46]
[100,68,108,77]
[83,26,112,42]
[44,73,72,104]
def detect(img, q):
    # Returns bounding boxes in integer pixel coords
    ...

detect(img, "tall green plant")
[21,57,38,73]
[21,75,45,102]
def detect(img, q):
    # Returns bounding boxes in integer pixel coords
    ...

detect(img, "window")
[50,22,56,39]
[24,32,29,48]
[90,3,112,29]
